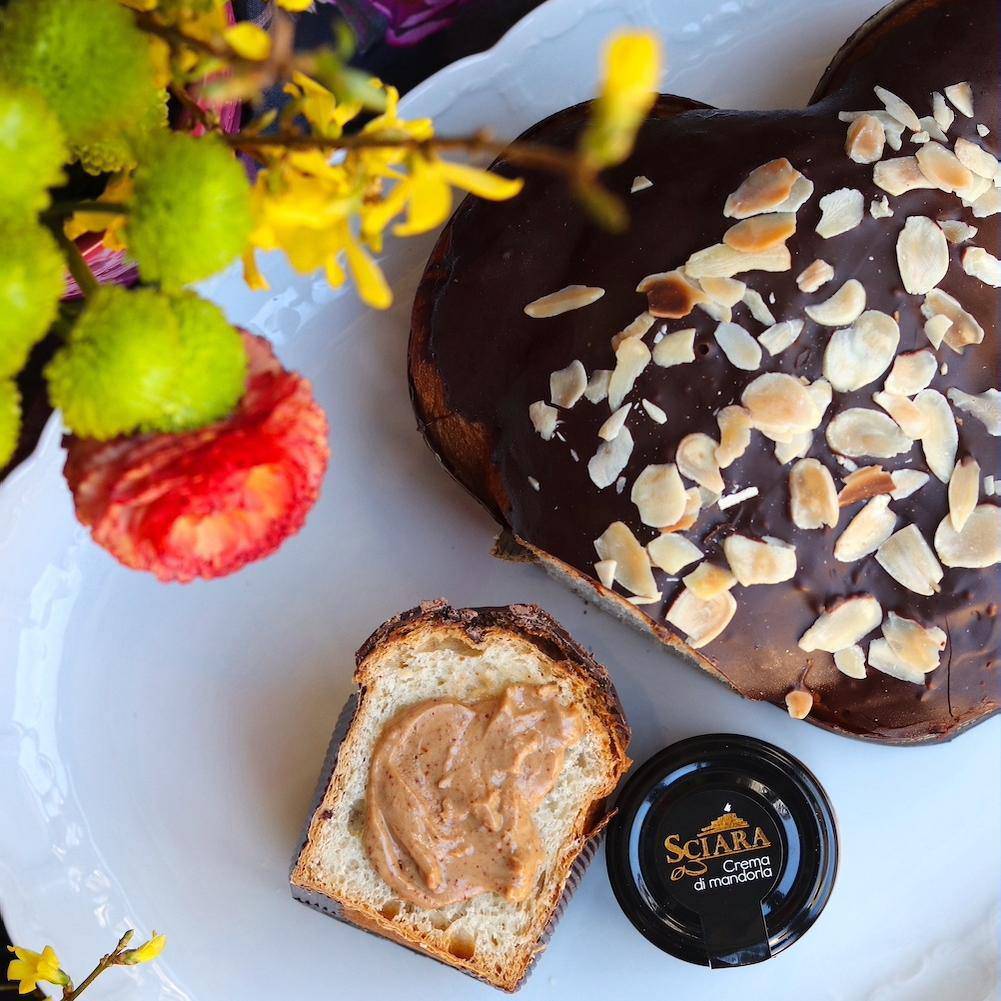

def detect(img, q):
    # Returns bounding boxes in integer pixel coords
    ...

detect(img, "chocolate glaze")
[410,0,1000,743]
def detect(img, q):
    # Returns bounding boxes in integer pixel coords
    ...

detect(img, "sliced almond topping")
[977,123,990,137]
[785,690,813,720]
[805,279,866,326]
[874,85,921,131]
[638,271,706,319]
[934,504,1001,568]
[896,215,949,295]
[834,645,867,679]
[698,299,732,324]
[714,321,762,371]
[665,587,737,649]
[758,319,804,356]
[529,401,559,440]
[948,456,980,531]
[550,359,587,408]
[631,175,653,193]
[962,246,1001,287]
[846,113,885,163]
[723,158,800,219]
[915,141,975,194]
[946,387,1001,435]
[598,403,632,441]
[775,431,813,465]
[699,276,746,307]
[913,388,957,482]
[932,92,955,131]
[684,243,791,279]
[823,310,900,392]
[816,188,864,238]
[875,523,943,594]
[870,195,894,219]
[969,186,1001,218]
[715,406,753,469]
[723,534,796,586]
[648,533,702,574]
[642,398,667,424]
[588,426,634,489]
[834,495,897,561]
[917,115,947,142]
[594,559,617,589]
[798,595,882,652]
[594,521,658,598]
[873,156,936,196]
[611,311,656,350]
[742,289,775,326]
[867,639,925,685]
[653,328,696,368]
[584,369,612,404]
[873,391,928,439]
[683,562,737,600]
[883,612,946,673]
[954,137,1000,179]
[608,337,651,410]
[838,465,895,506]
[884,349,937,396]
[796,259,834,293]
[631,463,687,528]
[525,285,604,318]
[826,407,913,458]
[723,214,796,253]
[890,469,930,500]
[741,372,819,435]
[923,313,952,349]
[944,81,974,118]
[789,458,839,530]
[676,432,725,493]
[718,486,759,509]
[660,487,702,533]
[773,175,815,212]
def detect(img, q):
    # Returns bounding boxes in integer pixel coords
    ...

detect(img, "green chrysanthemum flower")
[126,133,253,289]
[0,0,164,174]
[0,223,65,379]
[0,85,67,218]
[0,378,22,470]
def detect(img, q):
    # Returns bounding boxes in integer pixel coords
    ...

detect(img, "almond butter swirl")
[364,684,583,909]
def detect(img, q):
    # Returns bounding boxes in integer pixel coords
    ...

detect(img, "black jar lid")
[605,733,838,969]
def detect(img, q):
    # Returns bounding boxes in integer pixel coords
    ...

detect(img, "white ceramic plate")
[1,2,999,999]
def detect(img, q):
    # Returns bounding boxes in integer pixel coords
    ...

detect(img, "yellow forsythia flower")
[283,72,360,136]
[6,946,70,995]
[224,23,272,61]
[276,0,313,10]
[123,933,167,965]
[65,175,133,253]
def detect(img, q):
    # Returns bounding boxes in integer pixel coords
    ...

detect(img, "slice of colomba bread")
[291,600,630,992]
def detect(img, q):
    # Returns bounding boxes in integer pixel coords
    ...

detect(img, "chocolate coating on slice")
[410,0,1001,743]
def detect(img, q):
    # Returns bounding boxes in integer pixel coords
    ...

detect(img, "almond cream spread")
[364,683,583,909]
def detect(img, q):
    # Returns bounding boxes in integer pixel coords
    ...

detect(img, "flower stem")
[55,231,100,298]
[61,932,133,1001]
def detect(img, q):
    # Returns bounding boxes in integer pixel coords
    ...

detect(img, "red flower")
[64,333,329,582]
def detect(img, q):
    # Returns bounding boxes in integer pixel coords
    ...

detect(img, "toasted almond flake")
[588,426,634,489]
[648,534,702,577]
[822,310,900,393]
[660,487,702,533]
[875,523,943,594]
[846,113,885,163]
[796,259,835,293]
[838,465,895,506]
[921,288,984,353]
[954,138,999,180]
[799,595,882,652]
[785,690,813,720]
[789,459,839,530]
[742,289,775,326]
[947,387,1001,435]
[699,276,746,308]
[882,612,946,672]
[528,476,540,491]
[962,246,1001,287]
[550,359,587,408]
[652,328,696,368]
[773,174,815,212]
[631,175,653,193]
[923,313,952,349]
[723,534,796,586]
[939,217,979,243]
[834,495,897,561]
[805,279,866,326]
[840,109,905,150]
[977,123,990,137]
[911,131,930,144]
[638,270,707,319]
[714,321,762,371]
[826,407,913,458]
[741,373,819,437]
[884,350,937,397]
[775,431,813,465]
[874,85,921,131]
[608,337,651,410]
[873,391,928,439]
[723,158,801,218]
[970,185,1001,218]
[944,82,974,118]
[594,559,617,589]
[611,311,656,350]
[934,504,1001,568]
[913,388,957,482]
[529,400,559,440]
[684,243,791,279]
[594,521,658,598]
[525,284,604,317]
[718,486,759,510]
[631,463,687,528]
[598,403,632,441]
[984,474,996,497]
[584,369,612,404]
[940,363,948,376]
[715,406,753,469]
[627,593,662,605]
[890,469,930,500]
[816,188,864,238]
[948,456,980,531]
[835,456,859,473]
[867,639,925,684]
[915,141,976,196]
[873,156,936,195]
[896,215,949,295]
[870,196,894,219]
[642,399,667,424]
[616,476,627,494]
[676,432,725,493]
[683,562,737,600]
[722,214,796,254]
[932,92,955,131]
[665,587,737,648]
[757,319,804,357]
[698,299,731,323]
[834,645,867,679]
[918,115,948,142]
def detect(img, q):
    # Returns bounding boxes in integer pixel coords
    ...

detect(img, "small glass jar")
[605,733,838,968]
